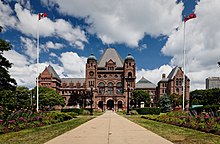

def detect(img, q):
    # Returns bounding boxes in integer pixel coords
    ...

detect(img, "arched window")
[176,78,179,86]
[99,82,105,95]
[108,82,114,95]
[128,72,132,78]
[116,82,123,94]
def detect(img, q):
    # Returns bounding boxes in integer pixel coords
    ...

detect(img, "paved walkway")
[45,111,173,144]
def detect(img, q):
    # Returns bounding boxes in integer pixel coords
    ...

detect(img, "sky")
[1,0,220,91]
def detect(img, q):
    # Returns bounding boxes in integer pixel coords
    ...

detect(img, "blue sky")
[1,0,220,90]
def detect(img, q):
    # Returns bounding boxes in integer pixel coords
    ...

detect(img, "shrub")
[136,107,160,115]
[61,108,81,114]
[130,110,138,115]
[80,109,90,115]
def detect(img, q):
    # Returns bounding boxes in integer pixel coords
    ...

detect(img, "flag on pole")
[184,13,196,22]
[38,13,47,20]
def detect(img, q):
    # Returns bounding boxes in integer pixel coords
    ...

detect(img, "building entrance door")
[107,99,114,110]
[118,101,123,109]
[98,101,103,110]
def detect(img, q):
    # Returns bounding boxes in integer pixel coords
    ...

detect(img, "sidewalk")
[45,111,173,144]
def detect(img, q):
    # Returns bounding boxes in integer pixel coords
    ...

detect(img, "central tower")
[85,48,136,110]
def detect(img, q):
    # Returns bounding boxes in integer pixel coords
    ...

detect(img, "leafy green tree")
[169,93,182,109]
[0,38,17,91]
[33,87,65,110]
[190,88,220,106]
[131,90,150,108]
[159,93,172,113]
[15,86,32,109]
[0,90,16,111]
[0,86,32,112]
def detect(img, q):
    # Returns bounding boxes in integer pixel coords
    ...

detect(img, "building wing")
[136,77,156,89]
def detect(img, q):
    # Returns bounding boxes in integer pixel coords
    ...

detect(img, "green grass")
[126,115,220,144]
[0,116,93,144]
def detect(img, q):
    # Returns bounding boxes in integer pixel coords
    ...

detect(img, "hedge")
[61,108,81,114]
[136,107,161,115]
[61,108,93,115]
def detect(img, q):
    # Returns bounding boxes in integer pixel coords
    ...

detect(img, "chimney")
[162,73,166,78]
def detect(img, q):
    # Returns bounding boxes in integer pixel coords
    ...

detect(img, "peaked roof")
[98,48,124,68]
[136,77,156,89]
[47,65,61,81]
[167,66,182,80]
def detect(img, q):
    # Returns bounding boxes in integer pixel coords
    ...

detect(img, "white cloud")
[49,52,58,57]
[0,1,17,30]
[162,0,220,90]
[59,52,87,78]
[20,36,37,62]
[3,50,47,88]
[42,0,183,47]
[44,41,64,50]
[1,2,88,50]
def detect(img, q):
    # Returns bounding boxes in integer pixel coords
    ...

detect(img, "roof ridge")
[98,48,124,68]
[47,65,61,81]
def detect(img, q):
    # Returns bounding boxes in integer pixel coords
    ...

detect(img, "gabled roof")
[98,48,124,68]
[47,65,61,81]
[167,66,182,80]
[136,77,156,89]
[61,78,85,84]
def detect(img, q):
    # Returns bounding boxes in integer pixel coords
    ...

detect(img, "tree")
[15,86,32,109]
[169,93,182,109]
[33,87,65,110]
[0,38,17,91]
[131,90,150,108]
[0,86,33,111]
[190,88,220,106]
[159,93,172,113]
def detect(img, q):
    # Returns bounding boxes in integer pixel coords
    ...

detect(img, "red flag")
[38,13,47,20]
[184,13,196,22]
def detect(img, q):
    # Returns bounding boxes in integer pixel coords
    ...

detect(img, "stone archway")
[107,99,114,110]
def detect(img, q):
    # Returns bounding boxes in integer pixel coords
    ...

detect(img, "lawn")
[0,116,93,144]
[126,115,220,144]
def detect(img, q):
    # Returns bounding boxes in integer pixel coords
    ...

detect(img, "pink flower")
[18,117,26,122]
[0,119,3,124]
[8,120,15,124]
[204,115,210,119]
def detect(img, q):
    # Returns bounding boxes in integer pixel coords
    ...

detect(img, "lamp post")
[127,84,130,115]
[90,86,93,115]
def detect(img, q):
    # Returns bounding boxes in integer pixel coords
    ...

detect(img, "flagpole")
[36,17,39,112]
[182,21,186,111]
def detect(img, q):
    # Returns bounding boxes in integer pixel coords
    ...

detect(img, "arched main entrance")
[107,99,114,110]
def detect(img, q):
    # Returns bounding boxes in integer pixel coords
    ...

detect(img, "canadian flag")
[38,13,47,20]
[184,13,196,22]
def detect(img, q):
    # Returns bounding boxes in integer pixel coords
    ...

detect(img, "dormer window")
[128,72,132,78]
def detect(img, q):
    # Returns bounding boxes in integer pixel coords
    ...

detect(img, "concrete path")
[45,111,173,144]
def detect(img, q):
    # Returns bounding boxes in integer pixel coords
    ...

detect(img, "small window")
[128,72,132,78]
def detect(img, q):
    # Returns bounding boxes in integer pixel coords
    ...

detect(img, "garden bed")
[141,111,220,135]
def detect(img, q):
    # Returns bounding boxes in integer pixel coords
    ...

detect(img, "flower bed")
[0,109,77,133]
[142,111,220,135]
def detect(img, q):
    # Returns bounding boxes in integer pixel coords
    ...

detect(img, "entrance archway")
[107,99,114,110]
[118,101,123,109]
[98,101,103,109]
